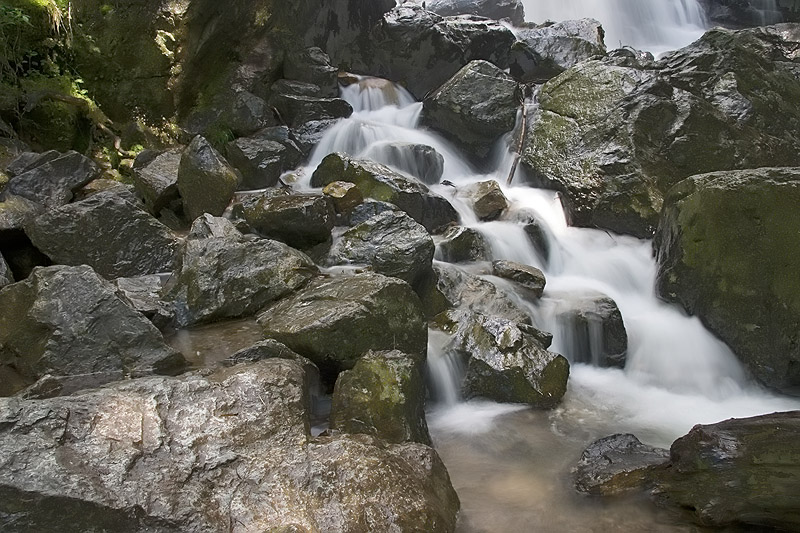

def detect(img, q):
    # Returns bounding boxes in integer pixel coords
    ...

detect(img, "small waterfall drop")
[522,0,708,55]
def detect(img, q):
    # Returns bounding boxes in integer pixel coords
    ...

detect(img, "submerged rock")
[164,216,317,327]
[555,293,627,368]
[2,151,99,208]
[0,265,184,397]
[177,136,240,221]
[25,189,180,279]
[655,167,800,392]
[331,350,432,445]
[311,153,459,233]
[574,434,669,496]
[258,272,427,379]
[366,142,445,185]
[0,360,460,532]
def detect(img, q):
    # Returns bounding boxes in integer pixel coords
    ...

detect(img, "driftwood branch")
[506,95,528,186]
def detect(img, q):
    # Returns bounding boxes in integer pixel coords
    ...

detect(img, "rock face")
[653,412,800,530]
[491,260,546,297]
[509,19,607,82]
[177,136,240,221]
[522,25,800,237]
[25,189,180,279]
[2,151,99,208]
[436,310,569,407]
[331,350,432,445]
[131,148,182,216]
[164,216,317,327]
[423,61,520,160]
[328,210,435,288]
[233,190,335,249]
[0,265,185,397]
[0,360,460,532]
[311,153,459,233]
[574,434,669,496]
[436,225,490,263]
[427,0,526,25]
[258,273,428,378]
[655,167,800,392]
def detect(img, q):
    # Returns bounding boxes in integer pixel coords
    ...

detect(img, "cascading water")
[521,0,708,55]
[302,79,800,529]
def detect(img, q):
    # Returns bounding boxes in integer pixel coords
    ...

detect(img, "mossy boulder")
[177,135,241,221]
[311,153,459,233]
[654,167,800,392]
[331,350,431,445]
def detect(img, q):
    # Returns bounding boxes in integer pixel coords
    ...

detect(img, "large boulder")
[509,19,607,83]
[0,265,185,397]
[268,80,353,128]
[131,148,182,216]
[1,151,99,208]
[698,0,798,28]
[284,47,339,97]
[311,153,459,233]
[456,179,509,221]
[328,210,435,288]
[258,272,428,379]
[654,167,800,392]
[177,136,241,221]
[0,360,460,532]
[435,309,569,407]
[427,0,526,25]
[521,25,800,237]
[574,434,669,496]
[331,350,432,445]
[423,61,520,160]
[225,128,303,189]
[25,189,180,279]
[232,190,335,249]
[435,225,491,263]
[164,215,317,327]
[653,411,800,530]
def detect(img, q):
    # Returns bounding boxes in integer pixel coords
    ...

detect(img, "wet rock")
[328,210,435,288]
[457,179,509,221]
[427,0,526,25]
[653,411,800,530]
[654,167,800,392]
[164,215,317,327]
[698,0,797,28]
[366,142,445,185]
[0,265,185,397]
[556,293,627,368]
[225,130,302,189]
[291,118,341,155]
[0,253,12,288]
[436,225,491,263]
[284,47,339,98]
[323,181,364,215]
[0,360,460,532]
[177,136,241,221]
[232,190,335,249]
[348,199,401,226]
[509,19,607,82]
[268,82,353,128]
[258,272,427,379]
[492,260,546,297]
[574,434,669,496]
[423,61,520,160]
[311,153,459,233]
[26,189,180,279]
[131,148,182,216]
[435,309,569,407]
[2,151,99,208]
[331,350,431,445]
[113,275,174,330]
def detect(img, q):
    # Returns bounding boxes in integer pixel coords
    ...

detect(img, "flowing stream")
[296,77,800,531]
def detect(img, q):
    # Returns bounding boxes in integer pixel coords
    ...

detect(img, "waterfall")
[521,0,708,55]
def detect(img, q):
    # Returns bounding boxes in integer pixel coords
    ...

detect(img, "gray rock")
[225,133,301,190]
[427,0,526,25]
[220,90,274,137]
[0,194,42,240]
[574,434,668,496]
[423,61,520,160]
[113,275,174,330]
[436,225,490,263]
[698,0,796,28]
[331,350,432,445]
[164,215,317,327]
[0,253,12,288]
[457,179,509,220]
[347,199,401,226]
[4,150,61,177]
[2,151,99,208]
[258,272,428,379]
[232,189,335,249]
[311,153,459,233]
[492,259,546,297]
[291,118,341,155]
[0,265,185,396]
[0,360,460,532]
[26,189,180,279]
[435,309,569,407]
[323,181,364,215]
[555,293,627,368]
[328,210,435,288]
[132,148,182,216]
[268,83,353,128]
[177,136,241,221]
[510,19,607,82]
[366,142,445,185]
[284,47,339,98]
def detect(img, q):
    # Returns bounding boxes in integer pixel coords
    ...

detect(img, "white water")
[521,0,708,56]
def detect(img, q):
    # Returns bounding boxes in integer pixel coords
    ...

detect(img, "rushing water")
[293,76,800,530]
